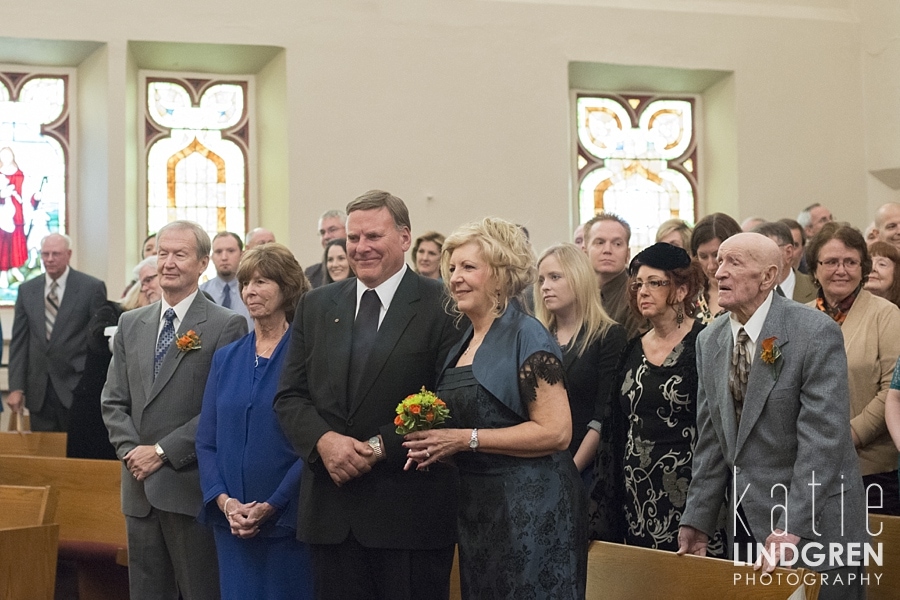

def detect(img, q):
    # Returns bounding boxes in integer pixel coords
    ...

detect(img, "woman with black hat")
[590,242,724,554]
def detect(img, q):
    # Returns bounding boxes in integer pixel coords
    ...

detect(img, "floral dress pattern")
[438,352,587,600]
[589,320,724,556]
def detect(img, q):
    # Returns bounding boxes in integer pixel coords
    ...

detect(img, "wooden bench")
[0,484,60,600]
[0,455,128,600]
[586,541,821,599]
[0,432,67,457]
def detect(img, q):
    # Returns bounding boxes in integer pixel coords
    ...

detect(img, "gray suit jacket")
[682,294,868,563]
[9,269,107,411]
[101,292,247,518]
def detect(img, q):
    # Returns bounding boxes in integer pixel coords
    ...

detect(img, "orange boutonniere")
[175,330,201,353]
[760,336,782,380]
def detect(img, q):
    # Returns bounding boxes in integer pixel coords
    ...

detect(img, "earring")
[676,305,684,328]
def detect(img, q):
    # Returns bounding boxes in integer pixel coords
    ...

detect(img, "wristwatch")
[154,443,167,463]
[367,436,384,460]
[469,428,479,452]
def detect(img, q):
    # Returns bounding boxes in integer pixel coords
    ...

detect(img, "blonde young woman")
[534,243,626,483]
[403,218,586,599]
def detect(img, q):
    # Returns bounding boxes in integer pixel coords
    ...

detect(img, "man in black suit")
[275,190,462,600]
[304,209,346,288]
[8,233,106,431]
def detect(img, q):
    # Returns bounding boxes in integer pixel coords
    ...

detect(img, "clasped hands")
[222,497,274,539]
[316,431,379,487]
[677,525,801,572]
[124,445,163,482]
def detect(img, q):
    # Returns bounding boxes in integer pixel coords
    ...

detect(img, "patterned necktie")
[729,327,751,423]
[347,289,380,410]
[45,280,59,341]
[221,283,232,309]
[154,308,177,379]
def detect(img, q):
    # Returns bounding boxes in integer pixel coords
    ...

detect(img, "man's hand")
[755,529,800,573]
[6,390,24,413]
[124,445,164,482]
[676,525,709,557]
[316,431,374,487]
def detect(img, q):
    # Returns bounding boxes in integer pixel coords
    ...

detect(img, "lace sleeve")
[518,350,566,404]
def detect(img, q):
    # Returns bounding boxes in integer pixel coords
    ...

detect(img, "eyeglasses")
[629,279,671,292]
[817,258,861,271]
[140,274,158,287]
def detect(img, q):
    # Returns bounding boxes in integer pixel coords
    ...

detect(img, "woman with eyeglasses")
[807,222,900,515]
[590,243,724,554]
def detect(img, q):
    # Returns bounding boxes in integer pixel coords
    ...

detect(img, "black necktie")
[221,283,232,309]
[347,289,380,409]
[775,285,785,298]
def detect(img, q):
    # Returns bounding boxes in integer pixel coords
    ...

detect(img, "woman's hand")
[402,429,467,471]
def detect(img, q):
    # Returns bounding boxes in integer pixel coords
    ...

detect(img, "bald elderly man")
[678,233,869,600]
[874,202,900,250]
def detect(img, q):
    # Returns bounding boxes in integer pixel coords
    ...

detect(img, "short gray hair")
[319,209,347,224]
[796,203,821,229]
[157,220,211,260]
[133,256,157,279]
[41,232,71,249]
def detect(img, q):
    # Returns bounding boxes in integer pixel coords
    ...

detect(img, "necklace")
[462,335,484,356]
[255,322,288,367]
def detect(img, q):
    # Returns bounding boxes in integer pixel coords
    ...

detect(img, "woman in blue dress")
[196,243,313,600]
[404,217,587,599]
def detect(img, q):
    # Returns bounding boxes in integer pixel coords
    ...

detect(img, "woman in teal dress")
[196,243,313,600]
[403,217,587,599]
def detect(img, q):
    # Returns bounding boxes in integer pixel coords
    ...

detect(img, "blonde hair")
[655,218,692,250]
[441,217,535,318]
[534,244,614,357]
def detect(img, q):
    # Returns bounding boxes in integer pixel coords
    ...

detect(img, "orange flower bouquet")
[394,387,450,435]
[176,330,202,353]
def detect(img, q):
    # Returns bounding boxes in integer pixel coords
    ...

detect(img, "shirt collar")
[46,266,70,293]
[730,290,774,344]
[161,289,199,327]
[355,263,407,317]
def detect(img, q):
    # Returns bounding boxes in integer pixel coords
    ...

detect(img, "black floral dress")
[438,351,587,600]
[590,320,725,555]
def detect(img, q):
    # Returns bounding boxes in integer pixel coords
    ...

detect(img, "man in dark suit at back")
[275,190,463,600]
[8,233,106,431]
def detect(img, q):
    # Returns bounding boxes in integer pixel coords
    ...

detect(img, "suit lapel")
[139,304,161,400]
[348,270,419,417]
[711,322,738,460]
[325,282,356,410]
[28,276,49,350]
[736,296,789,453]
[147,294,208,403]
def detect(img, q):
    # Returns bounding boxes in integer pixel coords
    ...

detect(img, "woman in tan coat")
[808,222,900,515]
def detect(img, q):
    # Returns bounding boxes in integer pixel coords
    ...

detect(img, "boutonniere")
[175,330,201,353]
[760,336,782,380]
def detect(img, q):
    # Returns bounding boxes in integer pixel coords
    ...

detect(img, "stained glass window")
[0,71,69,305]
[144,77,249,242]
[576,94,697,251]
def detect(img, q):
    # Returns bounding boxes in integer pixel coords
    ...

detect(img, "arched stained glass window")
[0,70,70,304]
[144,77,249,239]
[576,94,697,251]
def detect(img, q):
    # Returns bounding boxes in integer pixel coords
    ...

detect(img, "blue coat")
[197,328,303,535]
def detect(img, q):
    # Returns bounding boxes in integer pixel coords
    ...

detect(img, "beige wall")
[0,0,887,309]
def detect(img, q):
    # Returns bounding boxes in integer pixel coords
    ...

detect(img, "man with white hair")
[7,233,107,431]
[678,232,868,600]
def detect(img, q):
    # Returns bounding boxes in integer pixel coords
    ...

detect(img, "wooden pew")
[0,455,128,600]
[0,432,67,457]
[586,541,821,599]
[0,484,59,600]
[867,513,900,600]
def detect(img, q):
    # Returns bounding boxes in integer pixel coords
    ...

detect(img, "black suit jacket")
[274,269,463,548]
[9,269,107,411]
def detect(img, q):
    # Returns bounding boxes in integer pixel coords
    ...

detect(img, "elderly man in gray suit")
[102,221,246,600]
[678,233,869,600]
[8,233,106,431]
